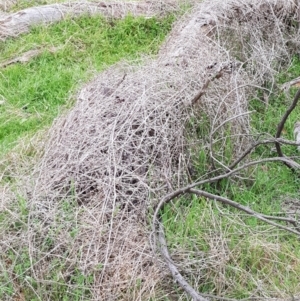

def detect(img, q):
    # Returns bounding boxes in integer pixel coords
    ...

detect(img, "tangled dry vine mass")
[1,0,300,300]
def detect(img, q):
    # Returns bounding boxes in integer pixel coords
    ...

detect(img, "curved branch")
[229,137,300,170]
[158,223,209,301]
[152,156,300,236]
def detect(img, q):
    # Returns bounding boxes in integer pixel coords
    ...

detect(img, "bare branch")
[189,188,300,236]
[229,137,300,170]
[158,223,209,301]
[153,156,300,235]
[275,89,300,169]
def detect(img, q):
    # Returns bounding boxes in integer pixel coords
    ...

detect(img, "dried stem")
[189,188,300,236]
[191,63,232,105]
[275,89,300,169]
[158,223,209,301]
[229,137,300,170]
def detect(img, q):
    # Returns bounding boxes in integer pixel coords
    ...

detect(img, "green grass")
[161,60,300,299]
[0,14,175,155]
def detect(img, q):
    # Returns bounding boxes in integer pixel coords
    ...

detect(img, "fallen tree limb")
[0,0,178,40]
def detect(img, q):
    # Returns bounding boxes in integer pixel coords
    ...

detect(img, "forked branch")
[152,156,300,231]
[229,137,300,170]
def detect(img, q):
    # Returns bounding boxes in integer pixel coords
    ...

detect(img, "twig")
[152,156,300,235]
[229,137,300,170]
[191,63,230,105]
[260,214,298,228]
[158,223,209,301]
[211,111,253,136]
[275,89,300,169]
[281,76,300,92]
[189,188,300,236]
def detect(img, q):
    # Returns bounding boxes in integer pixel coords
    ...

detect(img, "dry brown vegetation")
[1,0,300,300]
